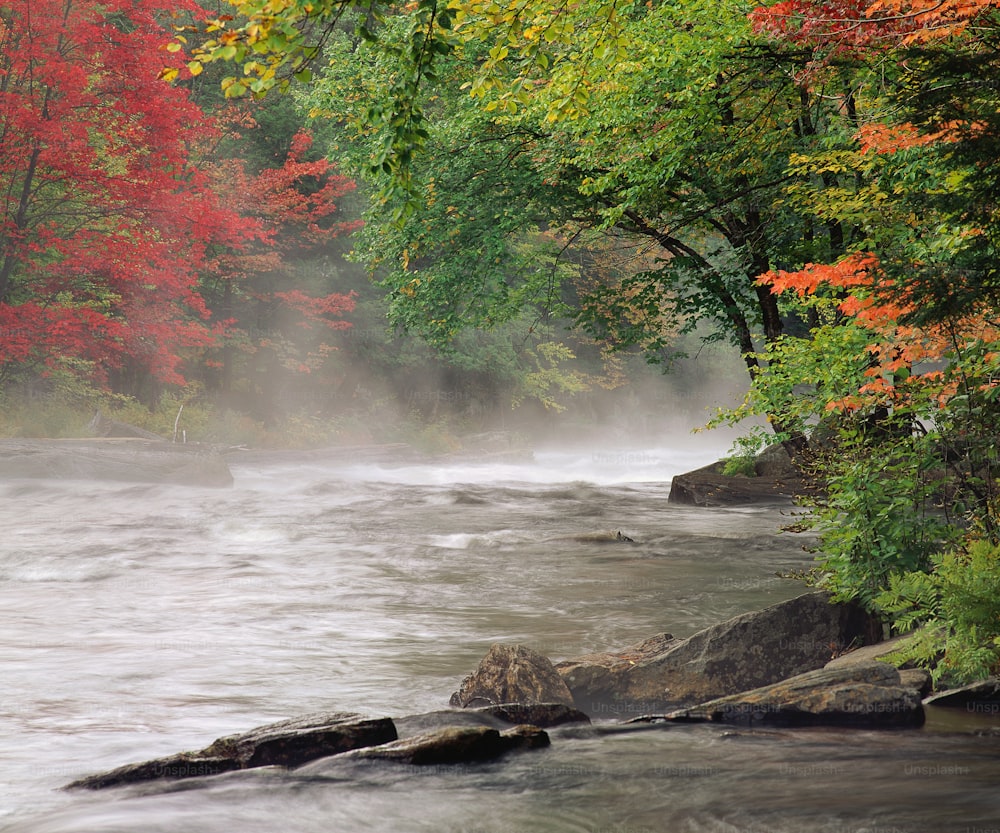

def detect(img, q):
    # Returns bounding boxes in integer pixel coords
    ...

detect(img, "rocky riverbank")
[66,591,1000,794]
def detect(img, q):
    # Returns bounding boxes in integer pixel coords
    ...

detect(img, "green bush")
[878,538,1000,685]
[721,453,757,477]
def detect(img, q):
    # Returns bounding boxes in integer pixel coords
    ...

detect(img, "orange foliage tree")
[710,0,1000,680]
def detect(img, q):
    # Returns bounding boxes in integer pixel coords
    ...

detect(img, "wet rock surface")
[924,677,1000,712]
[650,662,926,728]
[667,460,808,507]
[449,643,576,708]
[67,713,397,790]
[555,633,680,709]
[476,702,591,728]
[341,725,550,765]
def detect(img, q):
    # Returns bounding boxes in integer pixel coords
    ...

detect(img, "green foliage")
[809,430,958,610]
[511,342,591,412]
[878,539,1000,685]
[714,293,996,614]
[722,453,757,478]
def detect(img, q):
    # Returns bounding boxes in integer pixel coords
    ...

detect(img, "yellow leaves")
[221,76,248,97]
[399,277,422,297]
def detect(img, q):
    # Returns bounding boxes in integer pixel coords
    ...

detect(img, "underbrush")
[0,382,471,452]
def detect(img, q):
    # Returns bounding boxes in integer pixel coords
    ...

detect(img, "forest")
[1,0,999,682]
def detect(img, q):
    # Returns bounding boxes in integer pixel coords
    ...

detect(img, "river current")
[1,439,998,832]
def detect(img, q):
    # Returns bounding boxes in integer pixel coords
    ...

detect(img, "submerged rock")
[655,662,925,728]
[342,725,549,766]
[450,643,576,708]
[67,712,397,790]
[560,592,878,713]
[547,530,637,544]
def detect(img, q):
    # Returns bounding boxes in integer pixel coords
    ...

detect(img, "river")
[2,440,998,832]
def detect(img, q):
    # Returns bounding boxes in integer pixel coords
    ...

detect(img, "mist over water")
[1,405,997,831]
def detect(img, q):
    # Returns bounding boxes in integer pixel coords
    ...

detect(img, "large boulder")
[88,411,165,441]
[656,661,925,728]
[558,592,879,714]
[450,643,576,708]
[340,725,549,766]
[667,460,807,506]
[67,712,397,790]
[0,438,233,487]
[753,443,799,478]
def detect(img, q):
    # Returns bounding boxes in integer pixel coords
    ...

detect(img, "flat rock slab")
[668,461,807,506]
[0,438,233,487]
[67,712,397,790]
[652,662,925,728]
[341,725,550,766]
[924,677,1000,713]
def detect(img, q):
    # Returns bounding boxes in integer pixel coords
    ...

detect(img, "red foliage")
[748,0,933,73]
[200,126,361,383]
[0,0,257,387]
[749,0,998,65]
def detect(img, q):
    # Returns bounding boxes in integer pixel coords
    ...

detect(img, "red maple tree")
[0,0,260,392]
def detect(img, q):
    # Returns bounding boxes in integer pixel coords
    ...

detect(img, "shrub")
[878,538,1000,685]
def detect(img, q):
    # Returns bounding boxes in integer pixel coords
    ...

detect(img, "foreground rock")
[476,703,591,727]
[0,438,233,487]
[924,677,1000,715]
[67,712,397,790]
[667,460,808,506]
[341,725,549,766]
[555,633,680,710]
[450,643,576,708]
[556,592,878,714]
[650,662,925,728]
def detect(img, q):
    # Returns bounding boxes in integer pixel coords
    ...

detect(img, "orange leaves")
[866,0,997,44]
[760,248,1000,417]
[856,122,936,154]
[759,252,881,297]
[857,120,985,155]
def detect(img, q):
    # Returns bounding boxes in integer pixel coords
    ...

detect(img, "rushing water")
[1,440,998,832]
